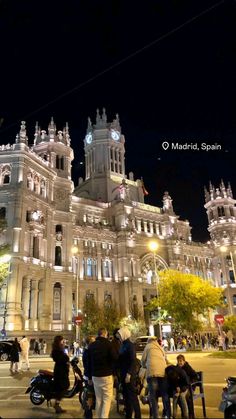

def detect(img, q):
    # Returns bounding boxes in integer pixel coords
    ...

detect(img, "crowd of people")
[50,329,200,418]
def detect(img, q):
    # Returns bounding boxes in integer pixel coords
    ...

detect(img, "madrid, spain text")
[161,142,222,151]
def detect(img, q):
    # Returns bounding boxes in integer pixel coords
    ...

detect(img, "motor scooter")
[219,376,236,418]
[25,356,83,406]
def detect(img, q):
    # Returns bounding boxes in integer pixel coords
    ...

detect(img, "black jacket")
[10,341,20,363]
[88,336,118,379]
[181,362,198,383]
[82,348,89,378]
[51,349,70,392]
[118,339,137,381]
[166,365,190,393]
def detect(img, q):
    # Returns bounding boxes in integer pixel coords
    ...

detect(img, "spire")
[96,108,101,124]
[48,116,56,140]
[64,122,70,146]
[34,121,40,145]
[220,179,227,198]
[102,108,107,123]
[227,182,233,198]
[204,186,210,202]
[87,117,92,132]
[18,121,28,145]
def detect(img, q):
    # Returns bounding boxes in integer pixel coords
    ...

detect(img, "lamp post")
[71,246,80,342]
[148,241,162,339]
[220,246,235,315]
[0,254,11,337]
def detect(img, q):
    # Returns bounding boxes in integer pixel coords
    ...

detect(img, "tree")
[0,244,10,289]
[81,296,123,336]
[81,295,104,335]
[147,269,224,334]
[223,315,236,337]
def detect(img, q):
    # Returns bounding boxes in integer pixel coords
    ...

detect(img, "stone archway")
[140,253,168,284]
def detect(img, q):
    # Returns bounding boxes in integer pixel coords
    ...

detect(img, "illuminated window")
[87,258,92,276]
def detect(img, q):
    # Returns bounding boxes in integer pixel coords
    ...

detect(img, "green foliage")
[119,316,147,338]
[147,269,224,334]
[223,315,236,337]
[0,245,11,288]
[0,244,10,258]
[81,297,123,336]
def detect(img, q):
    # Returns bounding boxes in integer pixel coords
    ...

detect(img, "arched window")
[55,246,62,266]
[53,283,61,320]
[3,174,10,184]
[218,206,225,217]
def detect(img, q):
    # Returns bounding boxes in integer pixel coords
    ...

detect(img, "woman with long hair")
[51,335,70,414]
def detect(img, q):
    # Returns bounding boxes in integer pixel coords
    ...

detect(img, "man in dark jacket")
[88,328,118,419]
[166,364,189,419]
[117,326,141,419]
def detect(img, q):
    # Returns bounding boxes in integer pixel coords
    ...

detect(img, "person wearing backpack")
[117,326,141,419]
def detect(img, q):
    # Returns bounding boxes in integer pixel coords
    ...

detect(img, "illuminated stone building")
[0,110,235,336]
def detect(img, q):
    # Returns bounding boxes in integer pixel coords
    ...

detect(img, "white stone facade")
[0,111,235,337]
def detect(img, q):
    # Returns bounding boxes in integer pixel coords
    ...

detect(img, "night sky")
[0,0,236,242]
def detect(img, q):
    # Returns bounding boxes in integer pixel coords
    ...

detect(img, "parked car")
[0,340,14,361]
[134,336,150,352]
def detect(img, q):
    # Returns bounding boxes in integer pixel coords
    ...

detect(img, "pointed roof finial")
[102,107,107,123]
[18,121,28,145]
[96,108,100,124]
[87,117,92,131]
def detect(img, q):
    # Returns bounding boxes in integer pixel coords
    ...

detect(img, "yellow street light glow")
[71,246,79,255]
[149,241,159,252]
[0,254,11,263]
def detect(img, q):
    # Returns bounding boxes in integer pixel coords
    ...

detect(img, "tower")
[205,180,236,314]
[33,117,74,211]
[74,109,145,203]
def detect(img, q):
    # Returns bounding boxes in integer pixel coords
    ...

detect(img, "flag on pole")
[141,177,149,196]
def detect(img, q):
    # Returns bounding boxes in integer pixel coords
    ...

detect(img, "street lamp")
[220,245,235,315]
[148,241,162,338]
[71,246,81,342]
[0,254,11,337]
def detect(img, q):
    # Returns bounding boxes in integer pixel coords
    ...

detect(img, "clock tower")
[75,108,144,203]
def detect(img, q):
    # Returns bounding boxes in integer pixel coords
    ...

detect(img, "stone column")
[22,277,31,328]
[29,279,38,331]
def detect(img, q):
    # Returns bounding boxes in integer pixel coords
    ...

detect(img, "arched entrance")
[140,253,168,284]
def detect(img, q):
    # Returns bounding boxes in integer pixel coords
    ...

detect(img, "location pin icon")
[162,141,169,151]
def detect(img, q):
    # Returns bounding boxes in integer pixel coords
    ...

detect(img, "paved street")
[0,351,232,418]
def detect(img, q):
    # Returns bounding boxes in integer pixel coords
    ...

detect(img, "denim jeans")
[147,376,171,419]
[173,389,188,419]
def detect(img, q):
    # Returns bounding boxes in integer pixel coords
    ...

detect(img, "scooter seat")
[228,376,236,383]
[38,369,54,376]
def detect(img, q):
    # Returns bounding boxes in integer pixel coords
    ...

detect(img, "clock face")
[85,133,92,144]
[111,129,120,141]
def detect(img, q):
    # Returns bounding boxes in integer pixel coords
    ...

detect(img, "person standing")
[9,338,20,373]
[170,337,176,352]
[51,335,70,414]
[88,327,118,419]
[34,339,40,355]
[19,336,30,371]
[82,336,96,419]
[141,336,170,419]
[118,326,141,419]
